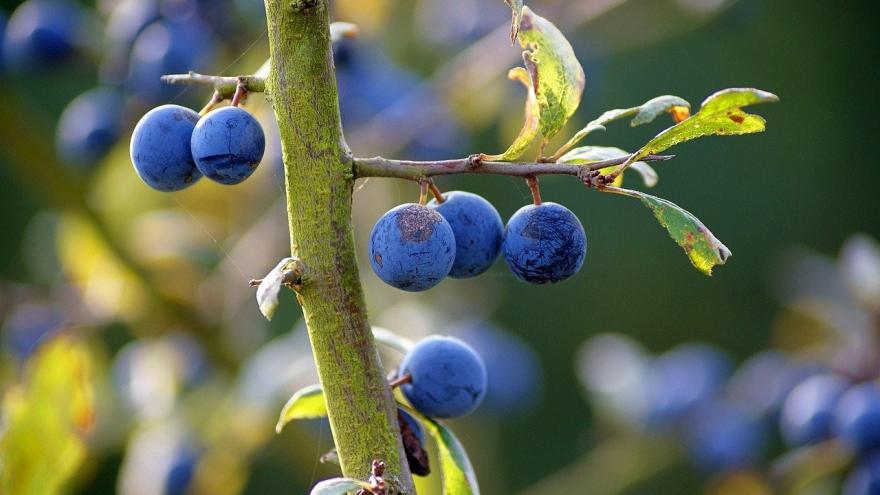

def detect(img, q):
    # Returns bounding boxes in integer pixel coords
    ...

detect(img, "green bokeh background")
[1,0,879,493]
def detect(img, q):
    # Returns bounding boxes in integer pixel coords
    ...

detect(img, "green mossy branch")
[262,0,413,491]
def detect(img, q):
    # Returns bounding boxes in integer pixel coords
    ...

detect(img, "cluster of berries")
[130,104,265,191]
[369,193,587,291]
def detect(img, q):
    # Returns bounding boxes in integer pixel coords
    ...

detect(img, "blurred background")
[1,0,879,493]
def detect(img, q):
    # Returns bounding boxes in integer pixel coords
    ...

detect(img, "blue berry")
[645,343,731,427]
[55,87,124,169]
[428,191,503,278]
[834,382,880,453]
[369,204,455,292]
[502,202,586,284]
[685,401,765,473]
[1,302,63,359]
[190,106,265,185]
[2,0,83,69]
[130,104,202,192]
[99,0,160,84]
[0,10,8,71]
[844,453,880,495]
[400,336,487,418]
[164,447,198,495]
[453,321,543,416]
[727,351,824,418]
[127,18,216,104]
[779,374,848,447]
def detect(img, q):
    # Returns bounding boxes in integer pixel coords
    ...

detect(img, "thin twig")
[428,182,445,203]
[161,72,267,98]
[353,154,673,180]
[388,373,412,388]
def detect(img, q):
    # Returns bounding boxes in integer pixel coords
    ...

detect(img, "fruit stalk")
[262,0,413,491]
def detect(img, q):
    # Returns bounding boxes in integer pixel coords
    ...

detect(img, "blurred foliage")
[0,0,878,494]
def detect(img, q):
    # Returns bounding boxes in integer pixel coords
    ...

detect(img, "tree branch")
[353,153,673,180]
[263,0,413,491]
[160,72,266,98]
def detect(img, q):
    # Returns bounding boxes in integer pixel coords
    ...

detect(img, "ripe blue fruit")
[645,343,731,427]
[400,336,487,418]
[2,0,83,69]
[685,401,765,473]
[190,106,265,185]
[127,18,216,104]
[130,104,202,192]
[834,382,880,453]
[502,202,586,284]
[100,0,160,84]
[1,302,63,359]
[0,9,7,71]
[369,204,455,291]
[164,447,198,495]
[844,453,880,495]
[727,351,824,418]
[55,87,124,168]
[453,321,543,417]
[779,374,848,447]
[427,191,503,278]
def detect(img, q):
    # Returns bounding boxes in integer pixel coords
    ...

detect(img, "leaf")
[555,95,689,158]
[517,6,585,141]
[256,257,303,321]
[402,406,480,495]
[276,384,327,433]
[559,146,657,187]
[371,326,415,354]
[309,477,371,495]
[608,187,731,275]
[504,0,524,43]
[1,334,96,495]
[632,88,778,161]
[630,95,692,126]
[482,68,540,161]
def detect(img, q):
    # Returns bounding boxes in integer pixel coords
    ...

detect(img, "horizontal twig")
[161,72,266,97]
[353,154,673,180]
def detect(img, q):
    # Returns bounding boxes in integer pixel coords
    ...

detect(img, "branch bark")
[262,0,413,491]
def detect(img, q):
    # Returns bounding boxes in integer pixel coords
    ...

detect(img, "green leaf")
[559,146,657,187]
[309,477,371,495]
[402,406,480,495]
[371,326,415,354]
[276,384,327,433]
[255,257,303,321]
[632,88,778,161]
[482,68,540,161]
[608,187,731,275]
[504,0,524,43]
[517,6,585,141]
[554,95,689,158]
[1,335,95,495]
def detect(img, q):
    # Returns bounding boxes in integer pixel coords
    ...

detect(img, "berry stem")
[199,91,223,116]
[428,182,445,203]
[230,79,248,107]
[527,176,543,205]
[388,373,412,389]
[418,180,429,205]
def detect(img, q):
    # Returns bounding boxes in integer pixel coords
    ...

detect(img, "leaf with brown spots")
[606,187,731,275]
[517,7,585,142]
[631,88,778,161]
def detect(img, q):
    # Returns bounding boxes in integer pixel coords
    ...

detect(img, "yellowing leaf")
[633,88,778,161]
[607,187,731,275]
[0,335,96,495]
[275,384,327,433]
[482,67,540,161]
[504,0,524,43]
[402,405,480,495]
[517,6,585,141]
[554,95,689,160]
